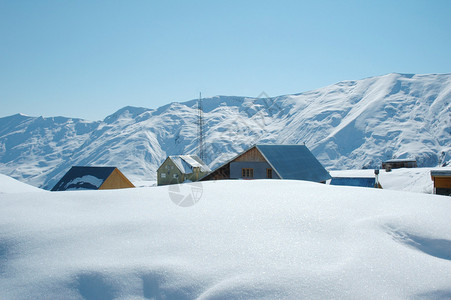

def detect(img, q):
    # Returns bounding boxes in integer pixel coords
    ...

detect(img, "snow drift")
[0,177,450,299]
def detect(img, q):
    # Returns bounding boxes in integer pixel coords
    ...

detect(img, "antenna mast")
[198,92,205,161]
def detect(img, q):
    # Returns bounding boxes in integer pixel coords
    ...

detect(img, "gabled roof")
[51,166,116,191]
[200,144,331,182]
[256,145,331,182]
[168,155,211,174]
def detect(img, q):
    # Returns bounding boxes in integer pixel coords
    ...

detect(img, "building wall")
[330,177,375,187]
[230,162,279,179]
[99,169,135,190]
[234,147,266,162]
[435,188,451,196]
[185,168,209,182]
[200,163,230,181]
[382,161,417,169]
[157,159,184,186]
[157,160,209,186]
[433,177,451,188]
[432,176,451,196]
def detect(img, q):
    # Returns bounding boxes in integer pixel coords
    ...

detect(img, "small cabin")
[157,155,211,186]
[430,170,451,196]
[200,144,331,183]
[51,166,135,191]
[382,159,417,171]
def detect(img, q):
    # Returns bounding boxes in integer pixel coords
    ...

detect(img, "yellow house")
[51,166,135,191]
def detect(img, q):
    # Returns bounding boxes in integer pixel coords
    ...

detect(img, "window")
[166,165,170,170]
[242,168,254,178]
[173,173,178,179]
[161,173,166,178]
[267,168,272,179]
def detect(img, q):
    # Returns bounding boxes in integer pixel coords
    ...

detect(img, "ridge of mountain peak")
[0,73,450,189]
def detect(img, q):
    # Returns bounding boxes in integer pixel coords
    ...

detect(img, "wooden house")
[51,166,135,191]
[430,170,451,196]
[157,155,211,186]
[382,159,417,171]
[200,144,331,183]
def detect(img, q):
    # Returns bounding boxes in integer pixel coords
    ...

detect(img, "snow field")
[329,167,449,194]
[0,179,450,299]
[0,174,46,194]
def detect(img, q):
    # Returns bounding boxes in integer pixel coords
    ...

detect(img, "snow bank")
[0,180,450,299]
[0,173,46,193]
[331,167,451,194]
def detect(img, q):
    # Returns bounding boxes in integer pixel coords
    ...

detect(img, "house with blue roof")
[157,155,211,186]
[200,144,331,183]
[51,166,135,191]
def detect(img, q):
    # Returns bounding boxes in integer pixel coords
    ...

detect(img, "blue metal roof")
[330,177,376,188]
[51,166,116,191]
[256,145,331,182]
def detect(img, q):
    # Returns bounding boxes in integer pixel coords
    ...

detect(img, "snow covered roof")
[169,155,211,174]
[51,166,116,191]
[430,170,451,177]
[256,145,331,182]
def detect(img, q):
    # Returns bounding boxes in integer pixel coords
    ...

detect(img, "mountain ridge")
[0,73,450,189]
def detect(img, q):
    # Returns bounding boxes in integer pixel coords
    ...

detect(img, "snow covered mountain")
[0,73,450,189]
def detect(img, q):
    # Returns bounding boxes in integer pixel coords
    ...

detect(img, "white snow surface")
[0,173,46,193]
[64,175,105,190]
[0,73,450,189]
[0,177,451,299]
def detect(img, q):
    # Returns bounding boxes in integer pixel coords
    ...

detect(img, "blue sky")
[1,0,450,120]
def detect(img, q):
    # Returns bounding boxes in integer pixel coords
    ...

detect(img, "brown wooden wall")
[433,176,451,189]
[100,168,135,190]
[233,147,265,162]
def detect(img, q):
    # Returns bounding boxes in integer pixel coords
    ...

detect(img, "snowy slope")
[0,173,46,193]
[0,113,99,187]
[0,73,450,189]
[0,179,450,299]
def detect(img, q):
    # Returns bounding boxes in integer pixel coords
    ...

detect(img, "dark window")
[267,168,272,179]
[242,168,254,178]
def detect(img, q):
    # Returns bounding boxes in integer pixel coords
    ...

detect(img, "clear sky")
[1,0,450,121]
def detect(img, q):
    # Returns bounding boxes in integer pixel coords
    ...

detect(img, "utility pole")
[198,92,205,162]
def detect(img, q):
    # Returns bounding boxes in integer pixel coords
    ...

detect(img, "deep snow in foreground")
[0,179,451,299]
